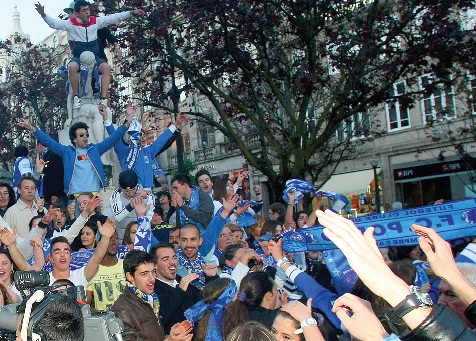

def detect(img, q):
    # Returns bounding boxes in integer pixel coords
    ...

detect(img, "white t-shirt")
[49,267,89,289]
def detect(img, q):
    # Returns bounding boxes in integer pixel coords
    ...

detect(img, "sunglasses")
[78,133,89,138]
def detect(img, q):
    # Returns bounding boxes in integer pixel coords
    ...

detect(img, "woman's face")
[297,213,308,228]
[275,224,283,235]
[226,180,234,199]
[409,246,423,261]
[0,186,10,210]
[81,226,96,248]
[77,195,91,212]
[271,315,301,341]
[232,231,243,244]
[0,254,14,285]
[129,224,138,244]
[253,224,263,238]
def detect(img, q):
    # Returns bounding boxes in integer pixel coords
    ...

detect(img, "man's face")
[53,212,67,230]
[75,5,90,23]
[152,212,162,225]
[18,180,36,203]
[227,248,245,269]
[127,262,156,295]
[51,242,72,272]
[122,186,137,199]
[217,227,233,252]
[180,228,202,260]
[107,233,119,256]
[172,181,190,199]
[197,175,213,194]
[268,210,279,221]
[36,142,46,154]
[74,128,89,149]
[159,194,170,205]
[140,131,147,147]
[155,247,178,281]
[169,229,180,251]
[438,279,473,328]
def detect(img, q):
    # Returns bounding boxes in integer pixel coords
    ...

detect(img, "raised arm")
[84,218,116,282]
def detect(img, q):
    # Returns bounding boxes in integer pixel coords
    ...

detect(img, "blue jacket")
[34,125,128,195]
[106,124,174,188]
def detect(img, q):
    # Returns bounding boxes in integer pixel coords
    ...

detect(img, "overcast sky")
[1,2,69,44]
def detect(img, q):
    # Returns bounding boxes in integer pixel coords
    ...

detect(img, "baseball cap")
[119,170,138,189]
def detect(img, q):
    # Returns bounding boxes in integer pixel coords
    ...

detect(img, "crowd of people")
[1,0,476,340]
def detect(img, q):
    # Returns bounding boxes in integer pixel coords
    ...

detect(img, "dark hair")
[261,220,279,235]
[33,295,84,341]
[18,175,36,189]
[195,169,211,184]
[14,145,29,158]
[171,173,192,188]
[29,215,43,230]
[269,202,286,216]
[195,278,248,341]
[240,272,274,308]
[226,321,275,341]
[123,221,138,245]
[153,206,164,216]
[50,236,71,254]
[390,259,416,285]
[74,0,91,12]
[0,183,15,210]
[213,178,230,202]
[274,311,304,341]
[0,281,15,305]
[0,248,17,283]
[68,122,89,144]
[71,221,98,251]
[219,244,244,268]
[53,203,68,216]
[124,249,154,278]
[150,242,175,264]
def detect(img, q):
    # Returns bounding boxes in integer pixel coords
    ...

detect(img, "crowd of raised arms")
[1,1,476,340]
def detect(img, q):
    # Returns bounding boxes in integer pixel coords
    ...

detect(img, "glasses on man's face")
[219,232,233,239]
[78,133,89,138]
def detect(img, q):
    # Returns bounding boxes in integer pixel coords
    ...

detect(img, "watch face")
[412,287,433,306]
[305,317,317,326]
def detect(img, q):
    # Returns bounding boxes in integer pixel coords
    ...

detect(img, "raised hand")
[221,194,239,216]
[37,197,45,211]
[202,261,217,277]
[30,235,44,248]
[0,228,17,246]
[35,2,45,17]
[42,206,60,224]
[174,113,188,129]
[84,196,102,217]
[333,294,389,341]
[97,218,116,238]
[133,197,150,218]
[17,118,36,132]
[98,104,108,120]
[35,154,45,173]
[178,273,199,292]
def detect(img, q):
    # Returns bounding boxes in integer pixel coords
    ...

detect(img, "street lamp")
[369,156,381,213]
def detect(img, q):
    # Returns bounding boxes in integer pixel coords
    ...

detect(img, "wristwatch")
[294,317,317,334]
[276,256,290,268]
[387,285,433,321]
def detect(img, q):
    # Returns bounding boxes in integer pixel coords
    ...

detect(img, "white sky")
[1,2,68,44]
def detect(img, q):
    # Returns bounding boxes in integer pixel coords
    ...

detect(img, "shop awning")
[318,169,376,195]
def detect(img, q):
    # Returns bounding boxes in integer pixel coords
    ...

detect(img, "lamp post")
[369,156,381,213]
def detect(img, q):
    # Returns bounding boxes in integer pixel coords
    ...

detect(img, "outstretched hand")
[35,2,45,17]
[168,320,193,341]
[98,104,108,120]
[42,206,60,224]
[83,196,103,217]
[97,218,116,238]
[333,294,389,341]
[175,113,188,129]
[0,228,17,247]
[221,194,239,216]
[17,118,36,132]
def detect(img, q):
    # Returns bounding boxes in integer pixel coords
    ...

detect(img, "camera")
[0,271,124,341]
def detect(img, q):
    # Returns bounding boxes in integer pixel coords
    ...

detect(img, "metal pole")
[373,165,381,213]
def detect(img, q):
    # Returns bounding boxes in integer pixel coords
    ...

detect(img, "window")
[336,110,370,142]
[419,74,455,123]
[386,81,410,131]
[182,132,191,152]
[53,36,58,48]
[467,73,476,115]
[199,122,215,148]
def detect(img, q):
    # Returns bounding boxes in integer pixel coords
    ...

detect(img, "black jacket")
[154,275,201,334]
[41,149,64,201]
[400,304,476,341]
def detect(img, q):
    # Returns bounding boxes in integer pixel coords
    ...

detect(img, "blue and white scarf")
[221,264,234,276]
[282,179,351,212]
[178,248,206,289]
[134,216,152,252]
[129,285,160,317]
[185,280,237,341]
[179,186,204,231]
[125,119,142,170]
